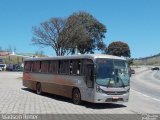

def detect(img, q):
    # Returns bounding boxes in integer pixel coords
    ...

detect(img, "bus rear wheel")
[36,83,42,95]
[72,89,81,105]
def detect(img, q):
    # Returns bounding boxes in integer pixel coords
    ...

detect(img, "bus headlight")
[96,85,105,93]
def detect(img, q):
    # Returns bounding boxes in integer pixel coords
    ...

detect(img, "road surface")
[0,67,160,119]
[125,66,160,113]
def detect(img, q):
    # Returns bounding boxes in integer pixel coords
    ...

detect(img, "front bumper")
[93,92,129,103]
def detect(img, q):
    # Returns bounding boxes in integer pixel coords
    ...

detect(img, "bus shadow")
[81,102,126,109]
[22,88,126,109]
[21,87,72,103]
[22,88,36,94]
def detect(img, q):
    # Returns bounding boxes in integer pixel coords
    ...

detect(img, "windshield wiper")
[117,76,125,88]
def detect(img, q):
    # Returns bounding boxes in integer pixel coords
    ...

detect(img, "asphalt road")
[131,67,160,100]
[124,66,160,113]
[0,67,160,119]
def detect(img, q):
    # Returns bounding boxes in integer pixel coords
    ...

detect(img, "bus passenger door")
[85,64,94,102]
[86,64,94,88]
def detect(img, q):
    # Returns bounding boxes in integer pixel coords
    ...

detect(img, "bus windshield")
[96,58,129,87]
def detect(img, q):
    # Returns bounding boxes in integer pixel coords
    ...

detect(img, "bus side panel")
[42,82,73,98]
[23,72,95,102]
[80,87,95,103]
[33,74,73,98]
[23,73,37,90]
[23,79,37,91]
[23,73,76,98]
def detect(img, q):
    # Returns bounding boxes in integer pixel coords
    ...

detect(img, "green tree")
[127,58,133,66]
[60,11,107,54]
[32,12,107,56]
[106,41,131,57]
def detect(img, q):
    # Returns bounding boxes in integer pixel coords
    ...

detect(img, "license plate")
[112,97,119,99]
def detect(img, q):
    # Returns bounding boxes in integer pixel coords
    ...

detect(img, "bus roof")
[24,54,126,62]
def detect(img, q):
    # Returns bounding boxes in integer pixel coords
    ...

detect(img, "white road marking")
[131,89,160,102]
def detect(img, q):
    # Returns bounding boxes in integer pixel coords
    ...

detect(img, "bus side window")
[59,60,69,75]
[70,60,73,74]
[39,61,41,72]
[24,61,30,72]
[41,61,49,73]
[65,60,70,75]
[70,60,81,76]
[32,62,35,72]
[82,59,94,75]
[49,60,58,74]
[49,61,52,73]
[59,61,64,74]
[77,60,81,75]
[72,60,78,75]
[32,61,40,72]
[30,62,33,72]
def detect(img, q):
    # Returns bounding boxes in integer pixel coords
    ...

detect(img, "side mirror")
[129,72,132,77]
[129,68,132,77]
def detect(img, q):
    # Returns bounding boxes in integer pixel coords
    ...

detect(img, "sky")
[0,0,160,58]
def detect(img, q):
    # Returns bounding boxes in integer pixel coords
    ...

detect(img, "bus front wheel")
[72,88,81,105]
[36,83,42,95]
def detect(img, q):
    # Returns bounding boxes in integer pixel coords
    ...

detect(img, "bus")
[23,54,130,104]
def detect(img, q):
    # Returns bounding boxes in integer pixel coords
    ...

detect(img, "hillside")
[134,53,160,65]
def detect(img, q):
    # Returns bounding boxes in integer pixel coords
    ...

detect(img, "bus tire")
[72,88,81,105]
[36,83,42,95]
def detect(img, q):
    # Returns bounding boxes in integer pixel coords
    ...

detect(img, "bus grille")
[104,91,127,95]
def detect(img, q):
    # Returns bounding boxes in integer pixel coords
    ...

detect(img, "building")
[0,51,10,56]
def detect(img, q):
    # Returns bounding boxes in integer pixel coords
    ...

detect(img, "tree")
[106,41,131,57]
[32,12,107,56]
[128,58,133,66]
[32,18,66,56]
[60,11,107,54]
